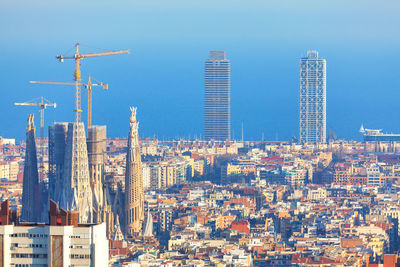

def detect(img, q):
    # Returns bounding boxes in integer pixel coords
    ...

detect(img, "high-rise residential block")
[204,51,231,141]
[21,114,41,222]
[125,107,144,237]
[299,50,327,144]
[0,200,108,267]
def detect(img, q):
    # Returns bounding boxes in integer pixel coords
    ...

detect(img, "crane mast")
[86,76,108,130]
[30,76,108,132]
[56,43,129,122]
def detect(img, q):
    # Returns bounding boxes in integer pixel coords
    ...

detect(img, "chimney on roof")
[0,200,19,225]
[49,200,79,227]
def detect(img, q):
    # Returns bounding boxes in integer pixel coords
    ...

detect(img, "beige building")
[0,162,9,180]
[307,188,327,201]
[8,161,19,181]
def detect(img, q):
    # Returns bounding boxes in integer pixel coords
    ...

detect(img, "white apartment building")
[367,165,381,186]
[142,165,151,190]
[0,223,108,267]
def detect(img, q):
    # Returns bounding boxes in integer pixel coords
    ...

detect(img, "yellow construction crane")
[14,97,56,179]
[30,75,108,131]
[55,43,129,123]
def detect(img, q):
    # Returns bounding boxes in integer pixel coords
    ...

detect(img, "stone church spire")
[21,114,41,222]
[124,107,144,237]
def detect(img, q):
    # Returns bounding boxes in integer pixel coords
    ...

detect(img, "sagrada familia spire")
[21,114,41,222]
[87,125,106,223]
[125,107,144,237]
[59,122,93,223]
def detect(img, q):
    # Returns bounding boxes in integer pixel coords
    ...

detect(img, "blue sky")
[1,0,400,141]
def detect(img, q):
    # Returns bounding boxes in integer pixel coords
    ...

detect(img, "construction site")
[16,43,130,225]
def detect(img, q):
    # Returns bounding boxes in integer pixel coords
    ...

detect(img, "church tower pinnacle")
[125,107,144,237]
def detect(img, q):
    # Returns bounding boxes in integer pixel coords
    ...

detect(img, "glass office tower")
[204,51,231,141]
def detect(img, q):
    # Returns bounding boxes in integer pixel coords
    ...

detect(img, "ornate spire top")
[129,107,139,137]
[27,114,35,132]
[130,107,137,126]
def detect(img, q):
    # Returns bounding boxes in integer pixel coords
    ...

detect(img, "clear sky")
[1,0,400,141]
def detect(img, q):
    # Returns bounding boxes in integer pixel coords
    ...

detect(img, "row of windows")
[70,234,90,239]
[69,244,91,249]
[13,264,47,267]
[11,243,47,248]
[10,233,48,238]
[70,254,91,259]
[11,253,47,259]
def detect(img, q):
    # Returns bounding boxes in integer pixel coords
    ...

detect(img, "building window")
[70,254,91,259]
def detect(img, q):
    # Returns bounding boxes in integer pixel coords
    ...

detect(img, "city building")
[361,127,400,142]
[299,50,327,144]
[361,126,400,153]
[21,114,41,223]
[367,164,381,186]
[0,200,108,267]
[204,51,231,141]
[125,107,144,237]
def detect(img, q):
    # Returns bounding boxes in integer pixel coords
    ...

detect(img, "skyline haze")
[1,0,399,141]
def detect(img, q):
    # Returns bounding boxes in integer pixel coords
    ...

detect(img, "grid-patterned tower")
[125,107,144,237]
[87,125,106,223]
[60,122,93,223]
[21,114,41,222]
[204,51,231,141]
[299,50,327,144]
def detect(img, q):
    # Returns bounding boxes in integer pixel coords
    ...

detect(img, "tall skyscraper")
[21,114,41,222]
[204,51,231,141]
[299,50,327,144]
[125,107,144,237]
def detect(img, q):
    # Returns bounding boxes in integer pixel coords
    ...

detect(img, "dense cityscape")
[0,40,400,267]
